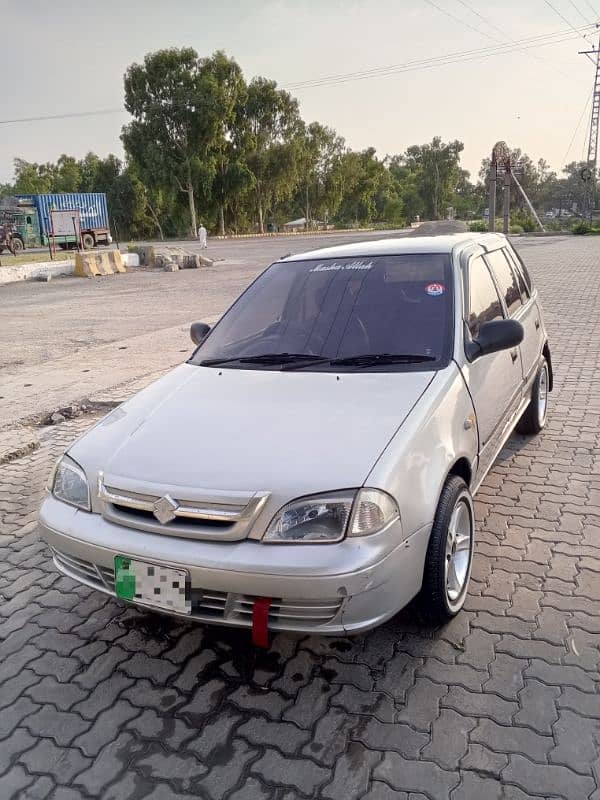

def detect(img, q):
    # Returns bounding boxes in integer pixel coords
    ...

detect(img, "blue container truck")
[2,193,111,252]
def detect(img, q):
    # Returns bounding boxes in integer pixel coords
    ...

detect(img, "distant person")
[197,224,207,249]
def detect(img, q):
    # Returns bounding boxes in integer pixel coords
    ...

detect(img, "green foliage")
[509,224,524,234]
[572,220,592,234]
[468,220,488,232]
[511,210,536,233]
[4,50,510,236]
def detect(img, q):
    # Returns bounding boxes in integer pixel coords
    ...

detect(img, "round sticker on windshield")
[425,282,445,296]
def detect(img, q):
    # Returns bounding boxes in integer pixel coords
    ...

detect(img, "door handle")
[535,319,540,330]
[511,349,518,363]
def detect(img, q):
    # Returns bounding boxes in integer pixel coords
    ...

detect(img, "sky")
[1,0,598,184]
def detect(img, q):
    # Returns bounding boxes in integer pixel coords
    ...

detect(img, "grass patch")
[0,251,73,267]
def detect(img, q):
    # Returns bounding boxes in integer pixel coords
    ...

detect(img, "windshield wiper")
[329,353,436,367]
[201,353,329,367]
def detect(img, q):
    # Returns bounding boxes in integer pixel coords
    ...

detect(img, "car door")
[503,244,544,384]
[462,254,523,485]
[483,248,525,383]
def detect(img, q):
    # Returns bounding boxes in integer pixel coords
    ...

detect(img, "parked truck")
[0,193,111,252]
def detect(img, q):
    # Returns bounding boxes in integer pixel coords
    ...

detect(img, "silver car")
[40,233,551,636]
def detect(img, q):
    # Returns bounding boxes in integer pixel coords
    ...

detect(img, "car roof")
[280,232,507,262]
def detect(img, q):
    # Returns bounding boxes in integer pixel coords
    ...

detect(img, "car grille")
[51,547,343,630]
[52,548,115,592]
[98,475,269,542]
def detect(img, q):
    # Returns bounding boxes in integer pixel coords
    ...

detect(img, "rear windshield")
[192,253,454,370]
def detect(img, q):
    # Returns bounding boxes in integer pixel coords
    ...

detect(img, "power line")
[566,0,593,24]
[543,0,594,43]
[286,25,593,89]
[0,23,595,124]
[286,26,595,89]
[453,0,572,79]
[422,0,498,41]
[454,0,505,41]
[0,108,125,125]
[580,0,600,19]
[561,86,594,164]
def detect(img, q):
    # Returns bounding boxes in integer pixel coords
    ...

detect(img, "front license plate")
[114,556,191,615]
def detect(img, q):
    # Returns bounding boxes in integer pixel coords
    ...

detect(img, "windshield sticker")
[310,260,374,273]
[425,282,445,296]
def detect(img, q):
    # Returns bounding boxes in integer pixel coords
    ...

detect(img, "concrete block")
[128,245,155,267]
[74,253,101,278]
[106,250,126,273]
[92,253,114,276]
[122,253,140,267]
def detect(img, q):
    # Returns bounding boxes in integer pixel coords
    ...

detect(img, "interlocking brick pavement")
[1,235,600,799]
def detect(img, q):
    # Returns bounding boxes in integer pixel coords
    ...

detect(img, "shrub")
[511,210,536,233]
[572,220,591,235]
[469,220,488,233]
[509,224,524,234]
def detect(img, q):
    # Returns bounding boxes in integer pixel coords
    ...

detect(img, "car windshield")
[192,253,453,370]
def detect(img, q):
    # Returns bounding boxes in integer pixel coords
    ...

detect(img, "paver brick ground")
[1,236,600,799]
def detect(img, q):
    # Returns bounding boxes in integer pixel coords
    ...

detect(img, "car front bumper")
[39,495,431,635]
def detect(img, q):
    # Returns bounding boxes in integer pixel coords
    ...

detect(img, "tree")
[122,47,228,236]
[404,137,464,220]
[334,148,391,226]
[242,77,303,232]
[13,159,54,194]
[293,122,345,225]
[388,155,423,221]
[53,155,81,193]
[202,52,249,236]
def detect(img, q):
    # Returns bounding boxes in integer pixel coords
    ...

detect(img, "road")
[1,234,600,798]
[0,229,419,427]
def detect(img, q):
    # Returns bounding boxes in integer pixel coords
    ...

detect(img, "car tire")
[419,475,474,623]
[516,358,549,435]
[82,233,95,250]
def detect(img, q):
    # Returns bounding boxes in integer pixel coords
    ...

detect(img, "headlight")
[263,488,398,543]
[51,455,91,511]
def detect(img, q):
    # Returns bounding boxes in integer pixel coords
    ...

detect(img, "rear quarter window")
[506,244,533,293]
[485,249,522,316]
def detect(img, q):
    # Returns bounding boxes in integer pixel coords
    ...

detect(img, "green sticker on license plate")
[114,555,192,614]
[115,556,136,600]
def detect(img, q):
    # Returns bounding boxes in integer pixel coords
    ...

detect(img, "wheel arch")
[447,457,473,491]
[542,341,553,391]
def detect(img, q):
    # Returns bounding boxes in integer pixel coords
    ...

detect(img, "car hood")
[71,363,435,496]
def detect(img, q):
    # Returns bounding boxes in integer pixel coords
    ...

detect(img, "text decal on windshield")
[310,260,374,273]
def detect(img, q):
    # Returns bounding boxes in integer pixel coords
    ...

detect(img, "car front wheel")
[420,475,474,622]
[516,358,549,435]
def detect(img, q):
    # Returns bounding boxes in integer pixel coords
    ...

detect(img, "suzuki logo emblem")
[153,494,178,524]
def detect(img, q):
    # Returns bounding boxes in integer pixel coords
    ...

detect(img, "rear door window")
[467,256,504,338]
[485,249,522,316]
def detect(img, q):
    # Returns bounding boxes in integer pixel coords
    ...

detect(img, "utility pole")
[488,140,545,233]
[503,168,511,234]
[489,158,497,231]
[579,30,600,222]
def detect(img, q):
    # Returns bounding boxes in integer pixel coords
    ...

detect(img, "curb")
[0,429,40,465]
[0,259,75,286]
[211,227,376,240]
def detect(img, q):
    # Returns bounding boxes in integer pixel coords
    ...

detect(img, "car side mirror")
[190,322,211,346]
[466,319,524,361]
